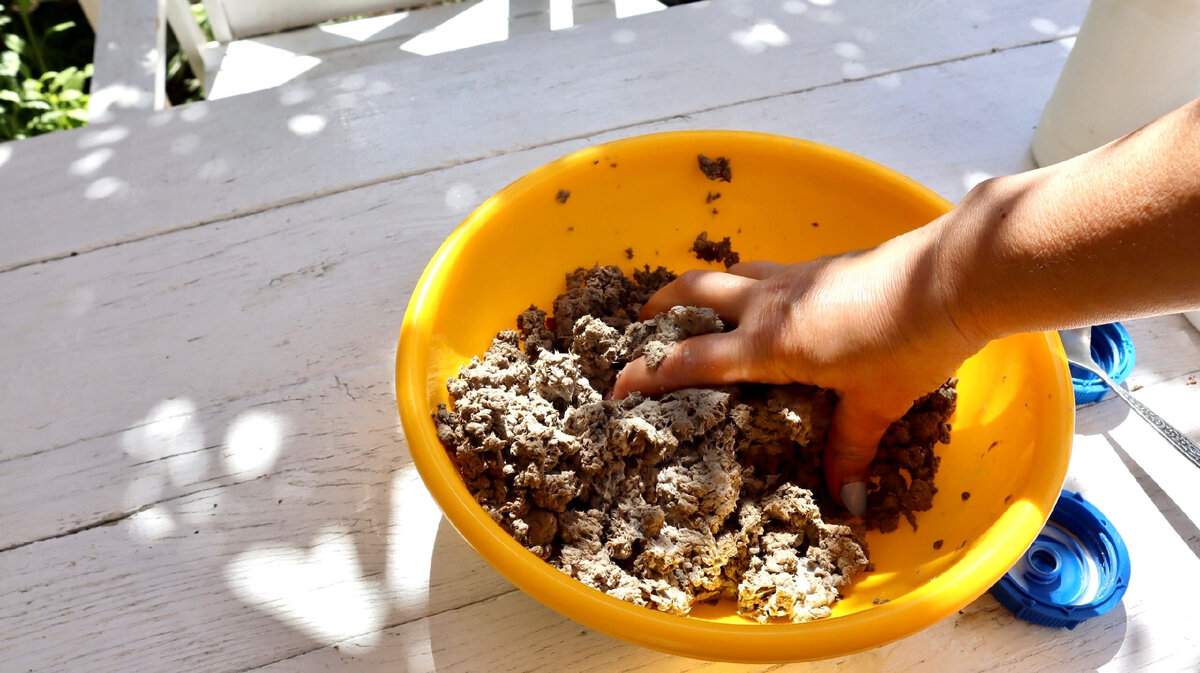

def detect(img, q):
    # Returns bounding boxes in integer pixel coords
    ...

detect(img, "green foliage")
[1,0,95,141]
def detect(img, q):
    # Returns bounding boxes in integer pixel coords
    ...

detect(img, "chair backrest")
[203,0,434,41]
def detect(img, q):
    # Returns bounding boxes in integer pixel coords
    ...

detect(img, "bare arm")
[612,96,1200,514]
[945,96,1200,342]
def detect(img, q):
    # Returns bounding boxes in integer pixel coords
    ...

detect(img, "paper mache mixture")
[434,264,956,623]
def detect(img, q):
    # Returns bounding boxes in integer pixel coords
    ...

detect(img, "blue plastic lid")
[989,490,1130,629]
[1070,323,1135,405]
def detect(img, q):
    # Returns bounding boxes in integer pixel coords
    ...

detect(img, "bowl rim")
[396,130,1074,662]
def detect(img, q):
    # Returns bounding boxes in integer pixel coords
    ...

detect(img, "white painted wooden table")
[3,1,1200,671]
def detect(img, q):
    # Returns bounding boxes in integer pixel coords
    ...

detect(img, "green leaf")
[35,109,65,124]
[51,67,76,90]
[4,33,27,55]
[59,88,82,102]
[0,51,19,77]
[67,107,89,123]
[64,70,89,93]
[0,90,21,104]
[43,21,77,39]
[23,99,52,111]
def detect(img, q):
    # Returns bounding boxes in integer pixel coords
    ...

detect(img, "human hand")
[611,224,981,515]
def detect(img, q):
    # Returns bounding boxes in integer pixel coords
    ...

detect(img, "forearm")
[934,97,1200,345]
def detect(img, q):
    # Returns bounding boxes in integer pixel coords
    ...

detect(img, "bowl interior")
[398,131,1073,661]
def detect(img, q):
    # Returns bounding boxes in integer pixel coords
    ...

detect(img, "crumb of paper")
[435,260,955,623]
[690,231,740,269]
[698,155,732,182]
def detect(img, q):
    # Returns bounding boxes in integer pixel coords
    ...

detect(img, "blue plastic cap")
[989,490,1130,629]
[1070,323,1135,405]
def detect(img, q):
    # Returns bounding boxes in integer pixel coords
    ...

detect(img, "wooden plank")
[0,40,1069,469]
[88,0,167,120]
[205,0,661,101]
[3,380,1197,673]
[0,427,517,672]
[0,0,1088,272]
[214,0,442,40]
[212,0,634,60]
[0,43,1093,543]
[254,430,1200,673]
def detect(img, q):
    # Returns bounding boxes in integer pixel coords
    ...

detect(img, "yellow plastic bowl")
[397,131,1073,662]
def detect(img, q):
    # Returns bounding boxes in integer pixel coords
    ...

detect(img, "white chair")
[85,0,665,120]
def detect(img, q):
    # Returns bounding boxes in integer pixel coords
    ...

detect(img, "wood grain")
[1,42,1075,547]
[7,1,1200,671]
[0,0,1087,272]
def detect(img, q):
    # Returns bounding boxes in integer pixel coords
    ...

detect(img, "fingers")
[612,331,755,399]
[823,393,905,516]
[638,270,756,321]
[727,260,785,280]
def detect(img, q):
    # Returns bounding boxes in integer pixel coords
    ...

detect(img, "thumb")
[824,392,903,516]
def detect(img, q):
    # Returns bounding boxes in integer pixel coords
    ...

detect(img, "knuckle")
[674,269,707,292]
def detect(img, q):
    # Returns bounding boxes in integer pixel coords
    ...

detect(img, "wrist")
[929,168,1057,347]
[869,220,981,364]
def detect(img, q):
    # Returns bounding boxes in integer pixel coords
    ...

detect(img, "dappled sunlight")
[841,62,868,78]
[854,26,878,42]
[223,410,285,479]
[288,114,328,137]
[875,72,903,89]
[550,0,574,30]
[338,72,368,92]
[401,0,511,57]
[76,125,129,148]
[318,12,410,42]
[197,157,232,181]
[69,149,114,177]
[730,21,791,54]
[444,182,481,213]
[812,7,843,24]
[129,503,177,540]
[180,102,209,122]
[614,0,665,20]
[84,176,127,200]
[1030,17,1059,36]
[781,0,807,15]
[226,527,387,645]
[65,285,97,317]
[388,464,442,600]
[89,84,154,123]
[212,41,322,100]
[834,41,864,60]
[122,399,207,508]
[170,134,201,156]
[962,169,993,192]
[612,28,637,44]
[279,85,316,106]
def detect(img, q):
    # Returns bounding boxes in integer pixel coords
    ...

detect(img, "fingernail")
[841,481,867,518]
